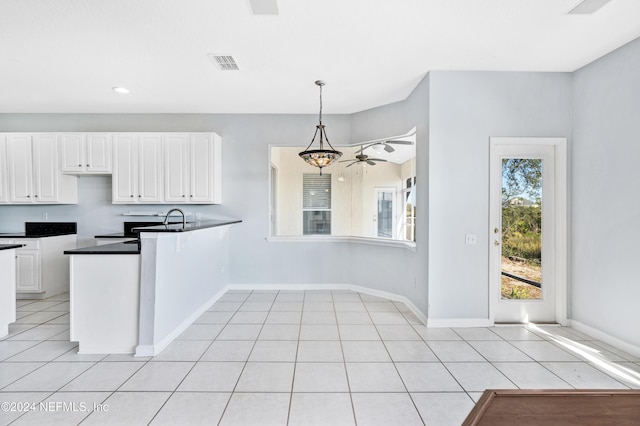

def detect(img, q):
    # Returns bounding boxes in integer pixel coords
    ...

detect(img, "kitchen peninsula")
[65,219,241,355]
[0,244,23,337]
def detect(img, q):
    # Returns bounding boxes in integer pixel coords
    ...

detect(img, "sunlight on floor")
[528,323,640,388]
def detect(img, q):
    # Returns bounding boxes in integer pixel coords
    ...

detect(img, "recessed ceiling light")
[112,86,130,95]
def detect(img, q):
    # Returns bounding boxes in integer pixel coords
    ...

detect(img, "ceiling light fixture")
[112,86,130,95]
[299,80,342,175]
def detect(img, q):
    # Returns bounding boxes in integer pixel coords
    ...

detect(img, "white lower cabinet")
[0,235,76,298]
[15,248,39,292]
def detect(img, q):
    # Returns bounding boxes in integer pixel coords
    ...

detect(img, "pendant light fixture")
[299,80,342,175]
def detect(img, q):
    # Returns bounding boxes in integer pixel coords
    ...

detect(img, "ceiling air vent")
[567,0,613,14]
[208,54,240,71]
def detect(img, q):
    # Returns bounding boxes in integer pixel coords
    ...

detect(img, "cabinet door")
[86,134,112,173]
[138,134,163,203]
[164,134,189,203]
[60,134,85,173]
[190,134,215,203]
[16,249,40,292]
[32,134,59,203]
[6,134,34,203]
[0,136,7,203]
[112,135,138,202]
[191,133,221,204]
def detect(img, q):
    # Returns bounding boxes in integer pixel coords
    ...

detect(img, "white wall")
[428,71,573,321]
[572,38,640,349]
[349,75,430,316]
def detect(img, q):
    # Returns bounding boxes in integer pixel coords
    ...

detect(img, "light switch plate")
[465,234,477,245]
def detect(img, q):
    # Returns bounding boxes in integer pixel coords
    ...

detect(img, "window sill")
[267,235,416,251]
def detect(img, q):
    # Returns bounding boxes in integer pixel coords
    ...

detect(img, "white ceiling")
[1,0,639,114]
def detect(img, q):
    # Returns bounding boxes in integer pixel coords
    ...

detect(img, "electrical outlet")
[465,234,477,245]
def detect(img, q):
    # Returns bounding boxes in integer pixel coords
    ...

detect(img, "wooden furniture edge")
[462,389,640,426]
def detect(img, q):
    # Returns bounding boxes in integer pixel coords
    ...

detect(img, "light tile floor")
[1,290,639,425]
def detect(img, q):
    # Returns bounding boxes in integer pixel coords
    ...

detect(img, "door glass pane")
[377,191,393,238]
[501,158,542,300]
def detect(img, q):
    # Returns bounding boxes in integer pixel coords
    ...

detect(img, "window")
[303,174,331,235]
[269,128,416,244]
[403,177,416,242]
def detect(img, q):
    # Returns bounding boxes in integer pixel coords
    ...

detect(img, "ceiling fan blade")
[366,160,376,166]
[386,140,413,145]
[345,162,356,168]
[384,144,395,153]
[369,158,387,162]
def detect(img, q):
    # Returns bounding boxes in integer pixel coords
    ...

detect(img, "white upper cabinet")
[60,134,112,174]
[164,134,190,203]
[0,135,7,203]
[1,131,220,205]
[165,133,221,204]
[32,134,59,203]
[112,134,164,203]
[5,134,77,204]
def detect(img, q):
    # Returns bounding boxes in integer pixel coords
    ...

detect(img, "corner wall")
[572,37,640,349]
[428,71,573,321]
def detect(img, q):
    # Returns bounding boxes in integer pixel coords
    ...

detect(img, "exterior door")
[489,137,567,324]
[374,187,396,239]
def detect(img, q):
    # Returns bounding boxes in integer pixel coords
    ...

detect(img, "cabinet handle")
[86,164,90,167]
[182,195,186,198]
[27,195,31,198]
[138,195,141,198]
[34,195,38,198]
[130,195,134,198]
[78,164,82,167]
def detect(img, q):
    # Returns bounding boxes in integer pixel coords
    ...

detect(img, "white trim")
[427,318,494,328]
[488,137,568,325]
[226,283,427,325]
[570,320,640,358]
[135,287,228,357]
[266,236,417,251]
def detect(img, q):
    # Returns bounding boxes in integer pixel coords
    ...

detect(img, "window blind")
[303,174,331,209]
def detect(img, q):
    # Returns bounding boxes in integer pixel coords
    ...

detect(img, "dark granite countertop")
[64,241,140,255]
[94,232,129,239]
[0,244,24,251]
[0,222,77,238]
[134,219,241,233]
[0,233,77,239]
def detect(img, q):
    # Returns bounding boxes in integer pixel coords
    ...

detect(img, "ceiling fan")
[339,145,387,167]
[358,139,413,154]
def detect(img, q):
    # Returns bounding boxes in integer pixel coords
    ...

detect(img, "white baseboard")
[570,320,640,358]
[227,283,428,325]
[135,286,230,357]
[427,318,493,328]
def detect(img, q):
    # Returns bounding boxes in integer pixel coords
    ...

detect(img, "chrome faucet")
[164,208,186,228]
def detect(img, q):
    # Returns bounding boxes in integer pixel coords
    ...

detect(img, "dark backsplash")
[25,222,77,237]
